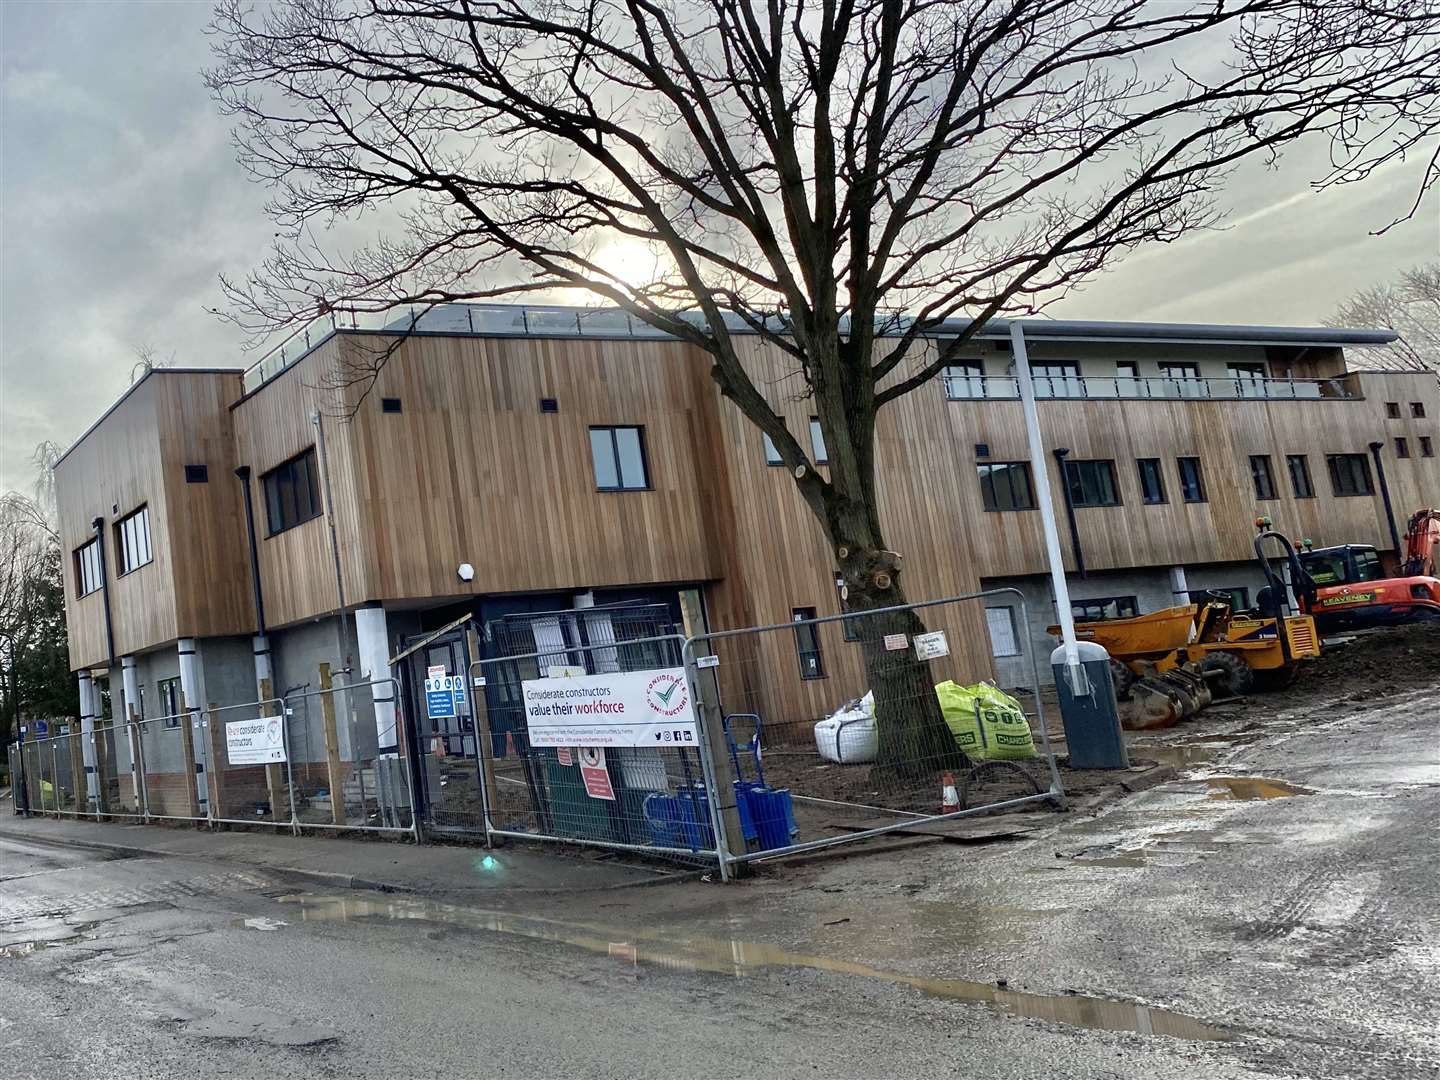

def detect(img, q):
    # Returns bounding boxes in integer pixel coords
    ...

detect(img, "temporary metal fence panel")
[135,711,208,822]
[683,589,1065,870]
[469,632,727,869]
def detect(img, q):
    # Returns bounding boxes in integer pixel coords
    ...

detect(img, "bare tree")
[209,0,1439,768]
[1330,262,1440,378]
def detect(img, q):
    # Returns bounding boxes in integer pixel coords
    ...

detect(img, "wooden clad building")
[53,308,1436,767]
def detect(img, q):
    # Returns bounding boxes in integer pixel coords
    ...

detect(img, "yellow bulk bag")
[934,680,1037,761]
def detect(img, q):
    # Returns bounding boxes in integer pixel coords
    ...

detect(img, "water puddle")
[276,893,1228,1041]
[1205,777,1313,801]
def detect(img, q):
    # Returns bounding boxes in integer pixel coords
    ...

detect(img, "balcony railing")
[941,372,1362,402]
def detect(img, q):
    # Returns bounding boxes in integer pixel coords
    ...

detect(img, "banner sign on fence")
[225,717,287,765]
[577,746,615,800]
[522,667,698,748]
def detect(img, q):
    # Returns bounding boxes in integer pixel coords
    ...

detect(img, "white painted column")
[176,638,209,812]
[77,671,99,810]
[251,633,273,699]
[355,606,396,752]
[120,656,142,808]
[1170,566,1190,604]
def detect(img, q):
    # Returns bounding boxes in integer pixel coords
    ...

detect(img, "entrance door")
[400,626,487,835]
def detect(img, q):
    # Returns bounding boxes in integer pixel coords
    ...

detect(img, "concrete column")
[355,606,396,753]
[120,656,142,808]
[1170,566,1190,604]
[77,671,99,810]
[176,639,209,812]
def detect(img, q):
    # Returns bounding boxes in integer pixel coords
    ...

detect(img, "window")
[809,418,828,464]
[184,464,208,484]
[1396,437,1410,459]
[74,539,102,597]
[1063,459,1120,508]
[589,426,649,491]
[1030,360,1081,398]
[157,676,183,728]
[1422,436,1435,458]
[1229,362,1267,398]
[762,433,784,466]
[261,447,322,534]
[381,397,403,413]
[1413,402,1427,418]
[1115,361,1141,397]
[1385,402,1401,418]
[1249,455,1277,501]
[977,462,1035,511]
[1136,458,1166,504]
[834,577,862,642]
[1071,596,1138,622]
[1160,361,1203,397]
[1354,549,1383,582]
[1188,587,1250,611]
[1177,457,1207,503]
[985,607,1020,658]
[1287,454,1315,498]
[114,505,153,575]
[1326,453,1374,497]
[943,361,985,399]
[792,607,825,679]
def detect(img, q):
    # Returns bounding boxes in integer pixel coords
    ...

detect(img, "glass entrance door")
[402,628,487,834]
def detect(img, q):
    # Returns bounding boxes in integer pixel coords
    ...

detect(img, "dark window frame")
[183,464,208,484]
[1421,436,1435,458]
[1395,437,1410,459]
[1071,595,1139,622]
[1063,459,1121,508]
[261,446,323,536]
[1326,453,1375,498]
[114,504,153,576]
[1136,458,1167,504]
[1412,402,1427,418]
[73,538,103,598]
[1385,402,1401,418]
[588,425,651,492]
[977,461,1036,512]
[942,360,985,399]
[1177,457,1207,503]
[792,607,826,680]
[157,676,183,729]
[1249,455,1277,501]
[808,417,829,464]
[1287,454,1315,498]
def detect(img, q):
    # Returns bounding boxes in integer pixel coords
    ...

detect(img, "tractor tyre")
[1109,659,1136,700]
[1199,651,1255,699]
[1252,665,1299,693]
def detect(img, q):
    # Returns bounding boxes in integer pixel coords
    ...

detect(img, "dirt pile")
[1289,621,1440,702]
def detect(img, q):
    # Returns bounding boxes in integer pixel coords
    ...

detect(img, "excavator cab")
[1299,545,1386,588]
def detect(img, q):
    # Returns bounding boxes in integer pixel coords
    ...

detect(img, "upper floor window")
[1063,459,1120,508]
[1177,457,1207,503]
[1287,454,1315,498]
[1115,361,1141,397]
[74,538,102,598]
[809,418,829,464]
[114,505,153,575]
[762,433,784,466]
[1395,437,1410,459]
[943,361,985,399]
[1229,362,1267,398]
[1421,436,1435,458]
[1136,458,1166,504]
[1326,453,1374,497]
[1030,360,1081,399]
[1160,361,1203,397]
[1412,402,1427,418]
[1072,595,1138,622]
[977,462,1035,512]
[1385,402,1401,418]
[1249,455,1277,501]
[262,447,322,535]
[589,426,650,491]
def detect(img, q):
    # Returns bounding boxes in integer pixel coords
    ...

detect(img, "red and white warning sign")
[556,746,573,766]
[577,746,615,801]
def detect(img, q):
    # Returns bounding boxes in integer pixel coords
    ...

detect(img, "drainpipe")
[234,466,273,697]
[1367,442,1403,559]
[1051,448,1087,578]
[93,517,117,666]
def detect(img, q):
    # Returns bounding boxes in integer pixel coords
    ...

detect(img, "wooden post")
[205,704,226,820]
[176,706,201,821]
[67,728,85,814]
[318,663,346,826]
[467,627,498,836]
[695,665,751,878]
[93,721,111,817]
[259,678,287,826]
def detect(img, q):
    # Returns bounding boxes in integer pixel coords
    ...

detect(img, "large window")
[985,606,1020,658]
[114,505,153,575]
[74,538,102,597]
[589,426,650,491]
[977,462,1035,512]
[1177,457,1207,503]
[1030,361,1081,399]
[1160,361,1203,397]
[1063,459,1120,508]
[1287,454,1315,498]
[1249,455,1277,501]
[1228,362,1267,398]
[809,418,829,464]
[792,607,825,679]
[1071,596,1138,622]
[1136,458,1166,504]
[157,675,183,728]
[262,447,322,535]
[943,361,985,399]
[1326,453,1374,497]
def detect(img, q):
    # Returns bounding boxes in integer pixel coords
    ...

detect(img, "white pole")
[1009,322,1089,694]
[77,671,99,809]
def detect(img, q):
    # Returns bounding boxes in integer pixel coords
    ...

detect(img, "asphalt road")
[1,684,1435,1079]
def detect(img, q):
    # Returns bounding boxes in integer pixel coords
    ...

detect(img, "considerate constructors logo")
[645,673,689,717]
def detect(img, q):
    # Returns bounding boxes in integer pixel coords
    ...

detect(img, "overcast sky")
[2,1,1434,495]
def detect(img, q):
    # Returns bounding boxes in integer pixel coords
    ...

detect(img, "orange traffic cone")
[940,771,960,814]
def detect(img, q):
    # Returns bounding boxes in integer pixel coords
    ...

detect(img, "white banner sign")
[226,716,287,765]
[522,667,698,748]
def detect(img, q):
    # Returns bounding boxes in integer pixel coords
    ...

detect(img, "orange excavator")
[1280,508,1440,634]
